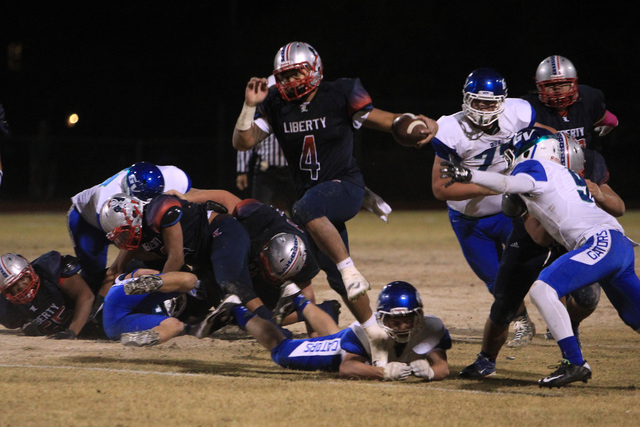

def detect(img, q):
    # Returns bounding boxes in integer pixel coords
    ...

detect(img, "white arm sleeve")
[470,170,536,194]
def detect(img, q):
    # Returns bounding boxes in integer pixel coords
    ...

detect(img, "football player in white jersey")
[431,68,552,343]
[68,161,192,297]
[441,128,640,387]
[200,281,451,381]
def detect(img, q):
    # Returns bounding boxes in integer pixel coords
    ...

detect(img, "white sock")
[529,280,573,341]
[337,257,354,271]
[360,314,377,329]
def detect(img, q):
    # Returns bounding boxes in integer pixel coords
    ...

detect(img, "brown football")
[391,113,428,147]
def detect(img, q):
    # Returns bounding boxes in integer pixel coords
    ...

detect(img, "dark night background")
[1,1,638,208]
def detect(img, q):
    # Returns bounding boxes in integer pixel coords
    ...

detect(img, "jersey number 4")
[300,135,320,180]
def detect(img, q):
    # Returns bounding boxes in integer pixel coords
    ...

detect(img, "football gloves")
[440,156,472,187]
[410,359,435,380]
[382,362,412,381]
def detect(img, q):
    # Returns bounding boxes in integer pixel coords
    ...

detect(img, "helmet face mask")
[535,55,578,108]
[462,68,507,127]
[122,161,165,201]
[376,281,424,343]
[100,194,144,250]
[259,233,307,282]
[0,253,41,304]
[273,42,323,102]
[511,127,585,174]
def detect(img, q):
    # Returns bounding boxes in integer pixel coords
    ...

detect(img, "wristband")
[236,103,256,131]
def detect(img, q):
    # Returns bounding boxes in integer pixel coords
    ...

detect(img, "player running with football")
[232,41,438,366]
[441,128,640,387]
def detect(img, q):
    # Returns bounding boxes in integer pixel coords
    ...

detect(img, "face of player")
[542,81,573,97]
[7,276,32,297]
[383,313,417,333]
[470,98,499,112]
[275,67,313,99]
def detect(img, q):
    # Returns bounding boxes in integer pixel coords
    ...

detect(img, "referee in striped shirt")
[236,133,296,214]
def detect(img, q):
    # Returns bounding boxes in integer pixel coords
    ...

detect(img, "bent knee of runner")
[568,283,601,310]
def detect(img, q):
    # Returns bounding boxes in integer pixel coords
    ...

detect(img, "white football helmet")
[99,193,144,250]
[535,55,578,107]
[512,127,585,174]
[462,68,508,127]
[260,232,307,282]
[0,253,41,304]
[273,41,323,101]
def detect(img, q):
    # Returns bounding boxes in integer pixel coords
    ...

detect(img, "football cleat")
[121,330,160,347]
[459,353,497,378]
[193,294,241,338]
[123,275,164,295]
[273,282,302,325]
[538,360,592,388]
[365,322,393,367]
[505,314,536,348]
[341,266,370,301]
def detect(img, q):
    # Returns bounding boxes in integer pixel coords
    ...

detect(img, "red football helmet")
[0,253,41,304]
[535,55,579,108]
[99,194,144,250]
[273,42,323,101]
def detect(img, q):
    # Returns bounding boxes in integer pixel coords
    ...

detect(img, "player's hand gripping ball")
[391,113,428,147]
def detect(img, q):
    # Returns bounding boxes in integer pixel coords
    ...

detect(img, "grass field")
[1,209,639,426]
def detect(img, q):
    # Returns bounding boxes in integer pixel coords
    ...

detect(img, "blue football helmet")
[511,127,585,174]
[462,68,508,127]
[376,281,424,343]
[122,162,165,201]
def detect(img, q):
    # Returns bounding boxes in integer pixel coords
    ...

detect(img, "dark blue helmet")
[123,162,165,201]
[462,68,507,127]
[376,281,423,343]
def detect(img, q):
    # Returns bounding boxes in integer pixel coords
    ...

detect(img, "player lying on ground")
[196,281,450,381]
[0,252,95,339]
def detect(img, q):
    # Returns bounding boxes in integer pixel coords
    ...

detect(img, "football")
[391,113,428,147]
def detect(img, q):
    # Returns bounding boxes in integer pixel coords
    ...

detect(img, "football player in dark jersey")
[232,41,438,366]
[0,251,95,339]
[100,192,337,336]
[521,55,618,151]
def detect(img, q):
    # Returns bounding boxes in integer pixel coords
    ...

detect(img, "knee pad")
[568,283,601,311]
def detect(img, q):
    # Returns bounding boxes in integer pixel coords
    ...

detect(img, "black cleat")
[538,360,592,388]
[193,294,240,338]
[459,353,496,379]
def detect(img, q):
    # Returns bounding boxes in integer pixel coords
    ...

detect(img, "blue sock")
[232,305,254,330]
[294,295,311,321]
[557,336,584,365]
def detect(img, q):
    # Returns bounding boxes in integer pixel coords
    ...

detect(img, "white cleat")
[364,322,392,367]
[124,275,164,295]
[121,330,160,347]
[341,266,371,301]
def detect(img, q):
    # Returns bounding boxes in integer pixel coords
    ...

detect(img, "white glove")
[410,359,435,380]
[594,125,614,137]
[382,362,412,381]
[361,186,392,223]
